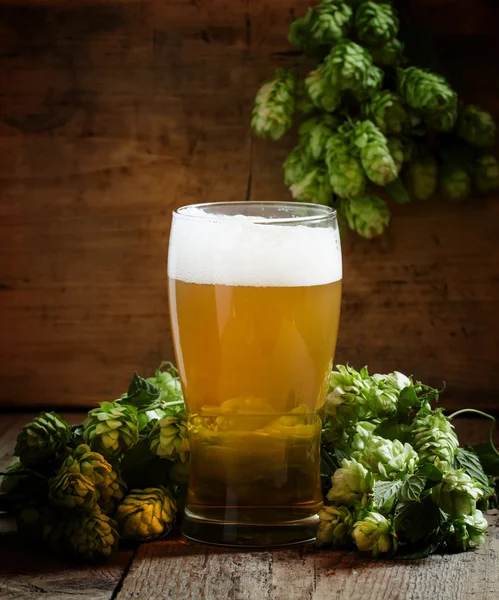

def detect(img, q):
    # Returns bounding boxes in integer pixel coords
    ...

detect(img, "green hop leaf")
[369,38,403,68]
[149,410,190,463]
[15,412,72,468]
[454,448,490,488]
[406,155,438,201]
[116,486,177,541]
[316,505,354,548]
[432,469,484,517]
[440,166,471,202]
[397,67,457,125]
[325,131,366,198]
[446,510,488,552]
[355,1,399,47]
[252,69,296,140]
[363,91,408,135]
[354,435,418,479]
[411,408,459,467]
[458,105,496,147]
[327,457,375,505]
[66,507,119,561]
[353,120,398,185]
[83,401,139,459]
[474,155,499,194]
[342,195,390,239]
[290,166,333,205]
[61,444,126,515]
[49,470,98,511]
[305,67,342,113]
[352,511,397,557]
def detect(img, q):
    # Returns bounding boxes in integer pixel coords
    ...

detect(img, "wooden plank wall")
[0,0,498,408]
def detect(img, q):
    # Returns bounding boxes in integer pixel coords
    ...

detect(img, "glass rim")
[173,201,337,225]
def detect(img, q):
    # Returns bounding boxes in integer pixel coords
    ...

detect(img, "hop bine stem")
[449,409,499,459]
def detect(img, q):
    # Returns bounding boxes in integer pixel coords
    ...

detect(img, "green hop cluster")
[397,67,457,131]
[411,408,459,467]
[342,195,390,239]
[446,510,488,552]
[325,130,366,198]
[316,505,355,548]
[363,91,408,135]
[61,444,126,514]
[83,401,139,459]
[354,435,418,479]
[116,486,177,541]
[353,120,398,186]
[432,469,484,517]
[305,67,342,113]
[49,470,98,511]
[149,410,190,463]
[15,412,71,467]
[352,511,397,557]
[440,166,471,202]
[327,458,375,505]
[299,115,340,160]
[458,105,496,147]
[474,155,499,193]
[289,0,353,53]
[355,1,399,47]
[406,156,438,201]
[252,69,296,140]
[66,508,119,561]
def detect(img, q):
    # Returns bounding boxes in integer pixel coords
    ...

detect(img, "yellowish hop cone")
[116,486,177,541]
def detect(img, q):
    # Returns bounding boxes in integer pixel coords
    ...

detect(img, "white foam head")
[168,207,342,287]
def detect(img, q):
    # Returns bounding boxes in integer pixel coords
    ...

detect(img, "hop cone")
[284,144,315,186]
[474,155,499,193]
[16,506,64,551]
[411,408,459,466]
[446,510,488,552]
[289,0,353,52]
[325,132,366,198]
[305,67,342,113]
[66,507,118,561]
[1,458,26,493]
[49,470,98,511]
[252,69,296,140]
[397,67,457,122]
[363,91,408,135]
[458,105,496,147]
[352,511,397,557]
[387,137,404,173]
[324,365,373,426]
[342,195,390,239]
[355,1,399,47]
[327,458,375,505]
[62,444,126,514]
[15,412,71,467]
[147,362,183,404]
[299,115,339,160]
[149,410,190,462]
[290,167,333,205]
[440,166,471,202]
[353,120,398,185]
[432,469,484,517]
[369,38,403,68]
[354,435,418,479]
[83,401,139,459]
[316,505,354,548]
[406,156,438,201]
[116,486,177,541]
[324,41,382,95]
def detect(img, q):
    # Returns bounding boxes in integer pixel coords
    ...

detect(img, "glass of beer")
[168,201,342,546]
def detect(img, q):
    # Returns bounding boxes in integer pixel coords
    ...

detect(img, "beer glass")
[168,201,342,546]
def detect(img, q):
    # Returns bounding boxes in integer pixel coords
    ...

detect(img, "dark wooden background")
[0,0,498,409]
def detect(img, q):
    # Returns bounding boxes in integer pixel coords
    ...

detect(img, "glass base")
[181,508,319,547]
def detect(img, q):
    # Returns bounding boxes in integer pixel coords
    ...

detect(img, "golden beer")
[168,202,342,545]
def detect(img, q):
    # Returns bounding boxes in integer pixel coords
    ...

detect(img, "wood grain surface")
[1,414,499,600]
[0,0,498,408]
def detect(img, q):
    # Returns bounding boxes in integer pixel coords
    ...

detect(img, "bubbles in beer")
[168,208,342,286]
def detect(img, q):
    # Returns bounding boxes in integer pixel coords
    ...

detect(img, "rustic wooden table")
[1,413,498,600]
